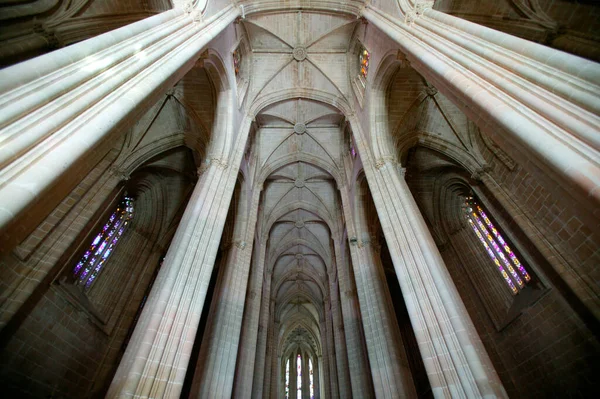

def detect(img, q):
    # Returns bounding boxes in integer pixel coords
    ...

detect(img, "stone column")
[313,355,321,399]
[302,352,310,399]
[189,187,261,398]
[233,239,267,396]
[328,266,352,399]
[347,237,416,398]
[318,318,332,399]
[0,5,239,240]
[359,156,507,398]
[250,271,273,399]
[362,4,600,208]
[340,180,416,398]
[266,316,280,399]
[333,238,375,398]
[324,302,340,399]
[290,353,298,399]
[106,111,252,397]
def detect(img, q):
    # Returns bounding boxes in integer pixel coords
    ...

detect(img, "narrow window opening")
[73,195,134,290]
[297,354,302,398]
[463,196,531,294]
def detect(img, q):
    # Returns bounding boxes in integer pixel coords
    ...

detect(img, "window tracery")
[463,196,530,294]
[73,195,134,290]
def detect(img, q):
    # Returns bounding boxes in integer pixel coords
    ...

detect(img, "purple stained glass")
[464,197,531,294]
[73,196,134,290]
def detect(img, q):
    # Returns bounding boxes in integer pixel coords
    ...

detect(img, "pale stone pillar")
[189,188,261,398]
[362,4,600,208]
[266,317,280,399]
[318,318,332,399]
[360,157,507,398]
[233,240,267,396]
[106,105,252,397]
[250,273,273,399]
[290,353,298,399]
[323,303,340,398]
[346,237,416,398]
[333,238,375,398]
[327,266,351,398]
[0,5,239,239]
[302,352,310,399]
[317,355,325,399]
[313,355,321,399]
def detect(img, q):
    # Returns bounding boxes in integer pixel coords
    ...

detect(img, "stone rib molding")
[190,187,261,398]
[106,117,251,398]
[0,5,239,235]
[362,6,600,205]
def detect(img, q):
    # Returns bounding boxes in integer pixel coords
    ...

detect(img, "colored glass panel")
[233,48,241,77]
[73,196,134,290]
[297,354,302,398]
[359,47,370,78]
[309,358,314,399]
[464,196,531,294]
[285,359,290,399]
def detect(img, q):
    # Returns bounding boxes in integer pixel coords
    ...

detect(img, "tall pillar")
[233,239,267,396]
[302,352,310,399]
[0,4,239,332]
[0,4,239,240]
[313,355,320,399]
[251,272,272,399]
[328,267,352,398]
[189,187,260,398]
[333,238,375,398]
[290,353,298,399]
[106,138,246,397]
[318,318,332,399]
[358,155,507,398]
[341,182,416,398]
[324,304,340,398]
[362,3,600,217]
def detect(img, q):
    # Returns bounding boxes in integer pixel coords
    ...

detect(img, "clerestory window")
[72,195,134,291]
[285,358,290,399]
[463,196,531,294]
[309,358,314,399]
[297,354,302,398]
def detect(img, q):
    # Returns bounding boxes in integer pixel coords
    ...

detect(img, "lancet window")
[463,196,530,294]
[73,195,134,290]
[233,47,241,78]
[359,46,370,79]
[297,354,302,397]
[285,359,290,399]
[309,358,314,399]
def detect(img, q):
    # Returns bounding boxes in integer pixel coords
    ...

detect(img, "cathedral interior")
[0,1,599,398]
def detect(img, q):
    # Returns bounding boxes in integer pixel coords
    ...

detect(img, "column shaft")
[0,6,239,237]
[333,239,374,398]
[107,116,252,398]
[233,241,267,396]
[190,188,260,398]
[361,155,506,398]
[362,6,600,206]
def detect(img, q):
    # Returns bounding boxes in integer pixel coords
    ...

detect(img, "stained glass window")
[285,359,290,399]
[309,358,314,399]
[463,196,530,294]
[359,47,370,79]
[233,48,241,78]
[297,354,302,398]
[73,196,134,290]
